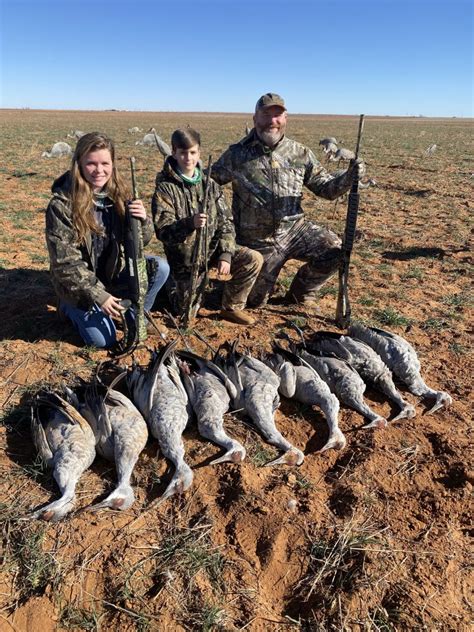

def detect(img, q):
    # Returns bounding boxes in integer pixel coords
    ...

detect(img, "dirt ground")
[0,110,472,632]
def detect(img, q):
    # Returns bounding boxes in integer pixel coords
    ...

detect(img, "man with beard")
[211,93,365,309]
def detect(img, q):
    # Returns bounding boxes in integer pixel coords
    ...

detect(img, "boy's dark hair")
[171,128,201,151]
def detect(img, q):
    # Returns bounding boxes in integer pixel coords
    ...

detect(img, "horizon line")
[1,107,472,120]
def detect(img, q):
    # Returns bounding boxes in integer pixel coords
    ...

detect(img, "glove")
[348,158,366,181]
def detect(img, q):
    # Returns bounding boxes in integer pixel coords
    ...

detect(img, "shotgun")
[335,114,365,329]
[112,157,148,357]
[183,154,213,327]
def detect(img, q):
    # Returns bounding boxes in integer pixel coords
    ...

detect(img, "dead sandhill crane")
[127,340,194,504]
[80,375,148,511]
[42,141,73,158]
[245,123,252,135]
[215,340,305,467]
[128,126,143,133]
[27,389,96,521]
[177,350,246,465]
[349,323,452,414]
[425,143,437,157]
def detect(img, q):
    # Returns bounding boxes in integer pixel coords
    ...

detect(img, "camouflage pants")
[246,218,342,308]
[169,246,263,316]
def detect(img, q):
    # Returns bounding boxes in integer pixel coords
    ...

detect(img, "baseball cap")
[255,93,287,112]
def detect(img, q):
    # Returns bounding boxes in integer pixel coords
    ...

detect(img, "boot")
[220,309,255,326]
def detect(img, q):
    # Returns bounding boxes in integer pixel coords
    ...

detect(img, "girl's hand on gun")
[128,199,147,221]
[193,213,207,229]
[101,295,126,319]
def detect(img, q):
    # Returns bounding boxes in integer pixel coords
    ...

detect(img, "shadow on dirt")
[1,390,58,507]
[382,247,446,261]
[0,267,82,343]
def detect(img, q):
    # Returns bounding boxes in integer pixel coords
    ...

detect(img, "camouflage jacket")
[45,171,154,309]
[152,156,236,279]
[211,130,354,248]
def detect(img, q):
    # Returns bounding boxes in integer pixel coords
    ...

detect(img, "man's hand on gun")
[218,260,231,276]
[348,157,366,181]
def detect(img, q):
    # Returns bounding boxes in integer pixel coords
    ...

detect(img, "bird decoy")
[80,372,148,511]
[306,331,416,422]
[66,130,85,140]
[328,147,356,165]
[27,388,96,521]
[127,340,193,503]
[214,340,305,466]
[41,141,73,158]
[348,322,452,414]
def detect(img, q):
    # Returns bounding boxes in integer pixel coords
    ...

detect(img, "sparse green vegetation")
[373,307,411,327]
[401,265,424,280]
[59,604,101,630]
[8,526,64,601]
[421,317,449,331]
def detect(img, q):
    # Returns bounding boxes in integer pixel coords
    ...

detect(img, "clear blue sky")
[1,0,473,117]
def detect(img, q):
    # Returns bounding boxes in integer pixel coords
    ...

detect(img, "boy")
[152,128,262,325]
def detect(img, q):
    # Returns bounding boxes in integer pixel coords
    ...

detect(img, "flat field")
[0,109,472,631]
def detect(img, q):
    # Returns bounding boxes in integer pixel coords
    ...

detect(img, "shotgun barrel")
[335,114,365,329]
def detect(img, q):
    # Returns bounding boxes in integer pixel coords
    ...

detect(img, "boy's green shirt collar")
[178,166,202,185]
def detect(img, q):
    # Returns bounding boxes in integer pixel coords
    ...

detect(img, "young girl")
[45,132,169,348]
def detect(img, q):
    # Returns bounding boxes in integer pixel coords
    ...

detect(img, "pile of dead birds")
[25,323,452,522]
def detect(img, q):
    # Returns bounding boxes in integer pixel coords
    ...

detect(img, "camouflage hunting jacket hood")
[211,129,354,249]
[45,170,154,309]
[152,156,236,279]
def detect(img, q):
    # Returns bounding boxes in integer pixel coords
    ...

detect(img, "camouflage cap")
[255,93,287,112]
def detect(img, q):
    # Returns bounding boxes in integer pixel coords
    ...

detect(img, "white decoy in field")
[319,137,338,149]
[262,347,346,453]
[41,141,73,158]
[127,340,193,503]
[66,130,85,140]
[328,147,356,165]
[80,374,148,511]
[348,323,453,414]
[215,341,305,466]
[150,129,172,158]
[28,389,96,521]
[178,350,246,465]
[306,331,416,422]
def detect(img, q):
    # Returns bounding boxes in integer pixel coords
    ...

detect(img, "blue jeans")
[61,255,169,348]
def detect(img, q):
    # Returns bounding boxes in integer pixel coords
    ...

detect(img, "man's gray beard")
[258,129,283,148]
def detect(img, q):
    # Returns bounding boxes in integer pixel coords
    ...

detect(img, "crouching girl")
[45,132,169,348]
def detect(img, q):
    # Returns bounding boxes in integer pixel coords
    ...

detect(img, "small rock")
[465,470,474,485]
[287,498,298,513]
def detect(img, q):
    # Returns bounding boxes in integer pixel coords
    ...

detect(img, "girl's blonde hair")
[70,132,130,244]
